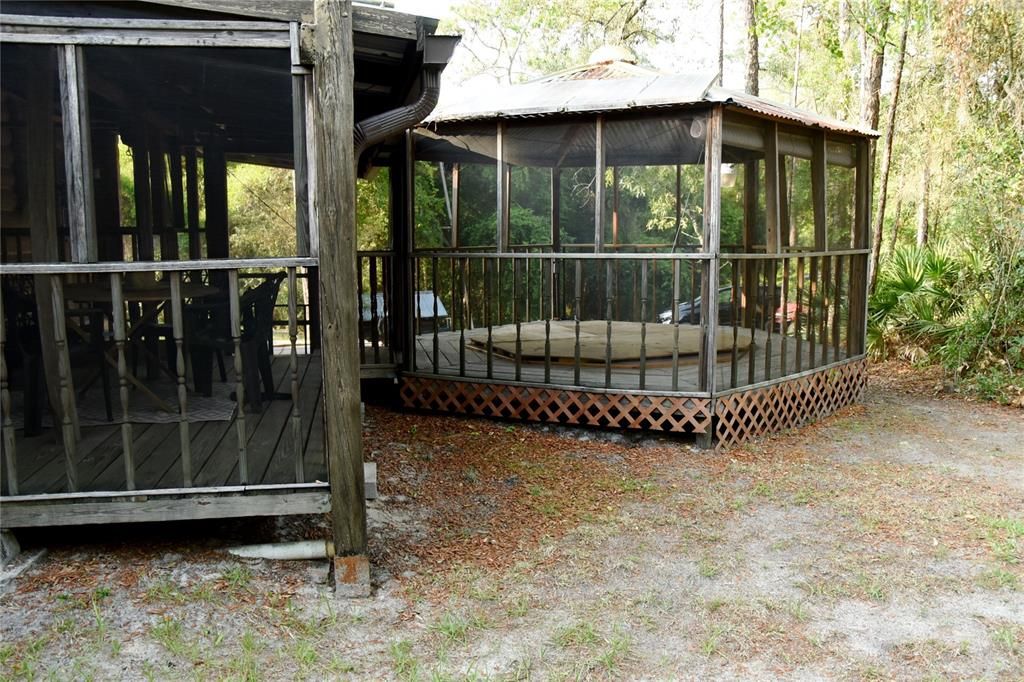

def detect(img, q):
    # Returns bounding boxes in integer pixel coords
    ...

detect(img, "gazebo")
[387,50,876,448]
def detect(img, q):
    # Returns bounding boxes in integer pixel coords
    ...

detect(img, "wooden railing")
[403,249,868,396]
[1,258,322,497]
[356,250,393,367]
[409,251,714,394]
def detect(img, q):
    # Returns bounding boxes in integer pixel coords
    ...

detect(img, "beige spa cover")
[466,321,752,365]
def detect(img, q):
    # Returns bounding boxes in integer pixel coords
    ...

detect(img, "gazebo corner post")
[698,105,723,449]
[852,138,873,356]
[311,0,369,596]
[594,115,606,254]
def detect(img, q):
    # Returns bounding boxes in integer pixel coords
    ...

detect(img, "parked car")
[659,287,800,330]
[658,286,736,324]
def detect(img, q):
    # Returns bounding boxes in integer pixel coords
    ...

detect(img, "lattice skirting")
[399,377,712,434]
[714,358,868,448]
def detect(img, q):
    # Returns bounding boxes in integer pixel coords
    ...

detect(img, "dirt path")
[2,368,1022,680]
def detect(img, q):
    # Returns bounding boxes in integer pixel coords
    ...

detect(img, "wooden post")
[742,158,759,327]
[764,122,781,254]
[169,139,186,258]
[185,148,201,259]
[390,148,412,371]
[698,106,723,449]
[203,137,229,260]
[58,44,98,263]
[450,162,460,248]
[550,167,561,313]
[594,116,606,253]
[131,137,154,261]
[496,121,509,252]
[312,0,368,590]
[811,131,827,251]
[92,129,123,260]
[851,138,872,354]
[151,137,177,260]
[26,47,66,435]
[292,69,311,256]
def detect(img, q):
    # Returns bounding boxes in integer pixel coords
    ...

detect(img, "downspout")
[353,67,442,158]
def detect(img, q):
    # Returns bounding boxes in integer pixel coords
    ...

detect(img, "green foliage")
[226,164,296,258]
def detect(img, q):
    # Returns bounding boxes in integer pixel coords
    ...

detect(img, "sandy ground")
[1,363,1022,680]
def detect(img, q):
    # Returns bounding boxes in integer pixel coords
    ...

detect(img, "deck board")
[4,353,325,496]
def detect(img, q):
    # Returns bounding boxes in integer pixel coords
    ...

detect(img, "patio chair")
[187,273,286,412]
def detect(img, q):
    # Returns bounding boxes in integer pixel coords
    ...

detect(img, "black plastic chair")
[187,273,286,413]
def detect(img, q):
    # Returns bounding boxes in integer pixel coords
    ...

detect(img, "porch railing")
[1,258,323,498]
[403,249,868,396]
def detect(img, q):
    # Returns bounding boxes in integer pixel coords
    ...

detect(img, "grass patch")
[389,639,420,680]
[555,620,599,648]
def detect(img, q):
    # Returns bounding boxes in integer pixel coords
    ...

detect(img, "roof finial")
[587,45,637,65]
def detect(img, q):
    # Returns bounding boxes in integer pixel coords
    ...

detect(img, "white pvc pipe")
[227,539,333,561]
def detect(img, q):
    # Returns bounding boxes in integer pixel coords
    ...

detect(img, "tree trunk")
[718,0,725,86]
[889,197,903,252]
[744,0,759,96]
[869,12,909,294]
[860,4,890,129]
[916,163,930,246]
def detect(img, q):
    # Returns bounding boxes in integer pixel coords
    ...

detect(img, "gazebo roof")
[427,57,877,138]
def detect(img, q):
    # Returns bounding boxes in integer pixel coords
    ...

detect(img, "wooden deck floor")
[3,353,326,497]
[412,323,849,392]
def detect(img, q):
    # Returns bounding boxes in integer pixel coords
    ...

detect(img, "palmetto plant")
[868,241,966,360]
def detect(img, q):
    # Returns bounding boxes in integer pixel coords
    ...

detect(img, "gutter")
[353,34,460,158]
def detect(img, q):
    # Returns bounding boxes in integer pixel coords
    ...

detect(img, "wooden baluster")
[50,276,78,492]
[485,258,493,380]
[0,289,17,495]
[370,256,380,364]
[229,271,248,484]
[747,260,758,386]
[688,261,698,325]
[795,256,805,372]
[808,255,818,368]
[671,260,681,391]
[764,257,776,381]
[781,256,790,376]
[545,257,553,385]
[169,272,192,487]
[514,258,522,382]
[820,254,831,366]
[730,258,739,388]
[110,273,134,490]
[432,256,440,374]
[573,259,583,386]
[833,254,843,359]
[287,267,304,483]
[457,258,466,376]
[357,255,366,364]
[639,260,648,390]
[605,260,614,389]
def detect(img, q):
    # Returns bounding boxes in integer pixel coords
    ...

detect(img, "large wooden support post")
[58,44,97,263]
[594,116,606,253]
[311,0,368,593]
[203,138,229,260]
[26,47,65,431]
[698,107,723,449]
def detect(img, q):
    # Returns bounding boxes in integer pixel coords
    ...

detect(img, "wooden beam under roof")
[138,1,437,40]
